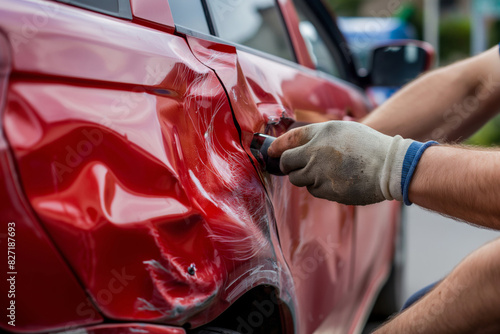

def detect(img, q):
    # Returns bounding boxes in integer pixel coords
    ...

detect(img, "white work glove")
[268,121,437,206]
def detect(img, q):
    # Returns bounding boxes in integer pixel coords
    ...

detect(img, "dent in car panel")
[184,29,391,334]
[2,0,294,329]
[184,35,356,334]
[0,0,400,333]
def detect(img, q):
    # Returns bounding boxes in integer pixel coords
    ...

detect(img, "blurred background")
[324,0,500,324]
[330,0,500,146]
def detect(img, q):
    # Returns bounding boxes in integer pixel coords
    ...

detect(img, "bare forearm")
[409,145,500,229]
[363,67,472,140]
[363,47,500,142]
[375,239,500,333]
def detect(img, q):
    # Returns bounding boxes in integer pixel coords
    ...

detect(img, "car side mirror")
[368,41,434,87]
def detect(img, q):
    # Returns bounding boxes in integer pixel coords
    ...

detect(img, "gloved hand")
[268,121,437,206]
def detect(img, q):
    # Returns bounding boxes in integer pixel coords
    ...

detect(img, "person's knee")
[465,237,500,269]
[465,238,500,307]
[484,238,500,292]
[477,238,500,271]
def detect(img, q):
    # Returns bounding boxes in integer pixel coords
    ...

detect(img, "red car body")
[0,0,402,333]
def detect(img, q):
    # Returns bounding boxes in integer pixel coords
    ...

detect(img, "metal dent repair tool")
[250,133,284,176]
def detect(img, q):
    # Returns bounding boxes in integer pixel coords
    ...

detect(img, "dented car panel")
[184,35,392,333]
[0,0,400,333]
[2,0,294,331]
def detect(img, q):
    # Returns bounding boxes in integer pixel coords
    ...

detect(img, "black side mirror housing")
[367,40,434,87]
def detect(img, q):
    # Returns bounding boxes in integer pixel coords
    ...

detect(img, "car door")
[0,0,295,331]
[290,2,403,333]
[169,0,385,332]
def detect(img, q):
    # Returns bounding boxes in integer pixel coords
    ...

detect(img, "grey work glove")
[268,121,436,206]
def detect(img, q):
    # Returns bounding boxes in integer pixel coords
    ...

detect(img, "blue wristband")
[401,141,439,206]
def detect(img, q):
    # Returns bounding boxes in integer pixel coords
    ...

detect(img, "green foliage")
[395,6,472,65]
[325,0,363,16]
[489,20,500,47]
[467,115,500,147]
[326,0,500,147]
[439,15,471,65]
[397,4,423,40]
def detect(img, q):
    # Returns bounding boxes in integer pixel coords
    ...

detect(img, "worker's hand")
[268,121,417,205]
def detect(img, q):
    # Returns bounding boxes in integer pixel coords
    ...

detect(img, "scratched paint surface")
[186,31,398,334]
[1,0,400,333]
[1,0,294,331]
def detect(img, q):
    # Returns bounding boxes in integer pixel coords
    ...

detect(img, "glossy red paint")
[277,0,315,70]
[130,0,175,31]
[2,0,295,331]
[72,324,186,334]
[0,30,103,333]
[185,26,397,332]
[0,0,401,333]
[0,133,105,333]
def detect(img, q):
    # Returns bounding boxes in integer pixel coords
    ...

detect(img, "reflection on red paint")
[0,0,400,333]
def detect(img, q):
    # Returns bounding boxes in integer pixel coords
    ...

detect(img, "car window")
[294,1,342,78]
[205,0,295,62]
[168,0,211,34]
[55,0,132,19]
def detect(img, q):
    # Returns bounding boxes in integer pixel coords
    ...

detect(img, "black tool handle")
[250,134,284,176]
